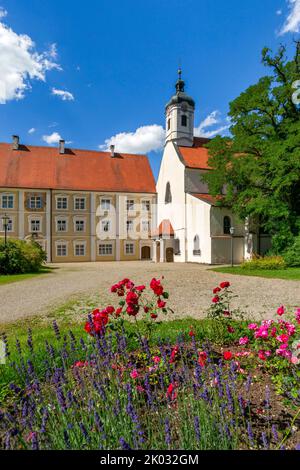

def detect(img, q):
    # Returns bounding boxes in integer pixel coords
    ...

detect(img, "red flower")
[277,305,285,316]
[166,383,177,401]
[220,281,230,289]
[212,296,220,303]
[223,310,231,317]
[144,306,149,313]
[169,346,179,363]
[115,307,122,316]
[157,299,166,308]
[198,351,207,367]
[188,329,195,337]
[150,313,158,319]
[136,285,146,292]
[105,305,115,314]
[223,351,233,360]
[213,287,221,294]
[126,291,139,305]
[126,305,138,316]
[227,326,235,333]
[150,278,164,296]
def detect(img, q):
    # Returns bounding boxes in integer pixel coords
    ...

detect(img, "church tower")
[165,68,195,146]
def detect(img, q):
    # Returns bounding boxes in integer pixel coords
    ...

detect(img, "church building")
[153,70,271,264]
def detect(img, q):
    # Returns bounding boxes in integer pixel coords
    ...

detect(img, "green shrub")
[241,255,286,270]
[283,236,300,267]
[0,239,47,274]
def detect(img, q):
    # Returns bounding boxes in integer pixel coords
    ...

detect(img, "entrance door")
[141,245,151,260]
[166,247,174,262]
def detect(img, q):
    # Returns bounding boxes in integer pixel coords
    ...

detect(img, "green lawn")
[0,267,53,285]
[210,266,300,280]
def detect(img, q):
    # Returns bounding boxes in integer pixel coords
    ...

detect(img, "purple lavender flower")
[164,418,171,446]
[52,320,61,340]
[119,437,131,450]
[79,422,90,442]
[247,421,254,447]
[194,416,201,442]
[295,443,300,450]
[261,431,269,449]
[271,425,279,442]
[27,328,34,354]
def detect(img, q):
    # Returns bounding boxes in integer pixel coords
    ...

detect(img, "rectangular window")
[0,217,13,232]
[101,199,111,211]
[101,220,111,232]
[56,244,67,257]
[74,198,86,210]
[1,194,14,209]
[142,220,150,232]
[30,219,41,232]
[125,243,134,255]
[57,219,67,232]
[75,244,85,256]
[142,200,150,211]
[126,220,133,232]
[181,115,187,127]
[29,196,42,209]
[99,244,113,256]
[126,199,134,211]
[75,220,85,232]
[56,197,68,210]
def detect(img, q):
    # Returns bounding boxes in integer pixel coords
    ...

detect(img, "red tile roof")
[0,143,156,193]
[189,193,218,205]
[152,219,174,238]
[178,137,211,169]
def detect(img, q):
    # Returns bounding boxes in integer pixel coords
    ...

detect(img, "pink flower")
[277,305,285,316]
[153,356,161,364]
[248,323,258,330]
[276,334,289,343]
[290,356,299,365]
[239,336,249,346]
[130,369,139,379]
[254,327,268,339]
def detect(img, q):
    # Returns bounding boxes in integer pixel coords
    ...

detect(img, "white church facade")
[152,70,271,264]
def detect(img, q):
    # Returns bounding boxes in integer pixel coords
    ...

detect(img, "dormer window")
[181,115,187,127]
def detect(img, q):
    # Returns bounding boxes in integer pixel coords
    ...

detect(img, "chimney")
[110,144,115,157]
[59,139,65,154]
[12,135,19,150]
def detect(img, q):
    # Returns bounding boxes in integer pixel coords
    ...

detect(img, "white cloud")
[0,7,7,18]
[194,110,230,138]
[51,87,74,101]
[28,127,36,134]
[42,132,62,145]
[279,0,300,34]
[0,14,60,104]
[276,9,282,15]
[99,124,165,154]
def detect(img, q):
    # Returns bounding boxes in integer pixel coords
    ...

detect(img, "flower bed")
[0,278,299,450]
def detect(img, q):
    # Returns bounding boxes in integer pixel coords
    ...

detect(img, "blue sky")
[0,0,299,178]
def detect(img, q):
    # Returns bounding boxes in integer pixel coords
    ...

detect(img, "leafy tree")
[203,42,300,253]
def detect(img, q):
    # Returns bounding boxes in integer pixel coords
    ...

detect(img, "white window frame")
[141,200,151,212]
[125,242,135,255]
[126,199,135,211]
[100,198,111,211]
[56,241,68,257]
[28,216,42,233]
[1,194,14,210]
[56,196,68,210]
[126,219,134,232]
[74,218,86,232]
[141,219,150,232]
[98,242,113,256]
[29,195,43,210]
[56,217,68,233]
[74,241,86,257]
[74,196,86,211]
[0,216,14,232]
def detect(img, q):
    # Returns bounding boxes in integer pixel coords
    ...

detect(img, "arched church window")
[165,182,172,204]
[167,118,171,130]
[181,115,187,127]
[193,235,200,256]
[223,216,231,235]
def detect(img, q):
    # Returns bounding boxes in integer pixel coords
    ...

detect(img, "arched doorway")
[141,245,151,260]
[166,247,174,262]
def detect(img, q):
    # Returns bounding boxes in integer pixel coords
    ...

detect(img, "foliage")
[211,265,300,280]
[203,42,300,253]
[241,255,286,270]
[0,239,47,274]
[283,235,300,267]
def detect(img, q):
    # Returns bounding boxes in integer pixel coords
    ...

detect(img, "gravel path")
[0,262,299,324]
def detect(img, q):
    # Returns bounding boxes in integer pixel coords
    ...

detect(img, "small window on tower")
[167,118,171,130]
[181,115,187,127]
